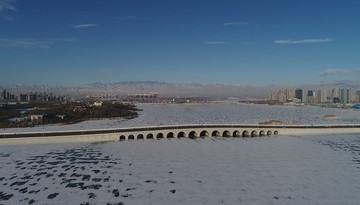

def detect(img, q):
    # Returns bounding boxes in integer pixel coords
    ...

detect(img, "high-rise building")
[2,90,7,100]
[302,90,308,103]
[356,90,360,103]
[331,88,340,102]
[295,89,303,102]
[316,90,327,103]
[29,93,37,101]
[340,88,352,104]
[277,90,286,102]
[331,88,340,103]
[346,88,352,103]
[286,89,295,100]
[354,91,360,103]
[307,90,315,103]
[332,88,340,98]
[307,90,315,97]
[19,94,28,102]
[268,91,277,101]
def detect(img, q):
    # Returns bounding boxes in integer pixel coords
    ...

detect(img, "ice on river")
[1,102,360,133]
[1,134,360,205]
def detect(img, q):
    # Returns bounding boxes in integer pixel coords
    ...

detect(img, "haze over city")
[1,0,360,86]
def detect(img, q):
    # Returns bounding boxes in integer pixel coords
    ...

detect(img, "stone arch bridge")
[118,124,279,141]
[1,124,360,144]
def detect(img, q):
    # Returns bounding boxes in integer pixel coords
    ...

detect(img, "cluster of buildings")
[269,88,360,104]
[127,92,159,99]
[126,92,160,102]
[0,90,64,102]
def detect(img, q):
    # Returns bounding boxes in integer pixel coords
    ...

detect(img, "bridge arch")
[156,133,164,139]
[177,132,186,138]
[146,133,154,139]
[233,130,241,137]
[211,130,221,137]
[117,126,280,141]
[137,134,144,140]
[223,130,231,137]
[189,131,197,139]
[200,130,209,137]
[128,135,135,140]
[167,132,174,138]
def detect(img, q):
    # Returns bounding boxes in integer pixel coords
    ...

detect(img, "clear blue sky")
[1,0,360,86]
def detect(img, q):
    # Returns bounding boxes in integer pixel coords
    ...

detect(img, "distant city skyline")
[1,0,360,86]
[269,87,360,104]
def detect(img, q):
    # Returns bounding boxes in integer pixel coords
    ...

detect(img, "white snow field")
[0,134,360,205]
[1,103,360,204]
[1,102,359,133]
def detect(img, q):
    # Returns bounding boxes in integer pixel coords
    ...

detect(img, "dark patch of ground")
[88,193,96,199]
[47,193,59,199]
[0,192,14,201]
[112,189,120,197]
[10,181,28,187]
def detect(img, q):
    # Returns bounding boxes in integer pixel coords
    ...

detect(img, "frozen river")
[1,103,360,204]
[1,102,360,133]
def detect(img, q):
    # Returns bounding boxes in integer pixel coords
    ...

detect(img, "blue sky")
[1,0,360,86]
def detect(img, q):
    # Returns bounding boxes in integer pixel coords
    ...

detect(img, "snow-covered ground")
[1,135,360,204]
[1,102,360,133]
[1,103,360,204]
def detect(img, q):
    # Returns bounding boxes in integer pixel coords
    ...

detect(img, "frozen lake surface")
[1,134,360,204]
[1,103,360,204]
[1,102,360,133]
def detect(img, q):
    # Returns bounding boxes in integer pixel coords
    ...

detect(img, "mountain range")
[1,80,360,98]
